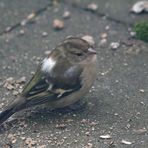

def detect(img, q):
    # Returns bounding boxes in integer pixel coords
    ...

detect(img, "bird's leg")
[48,85,73,98]
[55,88,73,97]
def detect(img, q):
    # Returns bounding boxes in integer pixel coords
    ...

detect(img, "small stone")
[121,139,132,145]
[53,19,64,30]
[74,139,78,143]
[105,25,110,30]
[130,31,136,37]
[20,137,26,140]
[25,137,37,146]
[86,142,93,148]
[131,1,148,14]
[100,32,108,39]
[19,29,25,35]
[110,42,120,50]
[55,124,67,129]
[21,19,27,26]
[63,11,71,19]
[139,89,145,93]
[5,77,15,84]
[5,26,12,32]
[99,38,107,46]
[27,12,36,20]
[134,127,147,134]
[6,84,14,90]
[87,3,98,12]
[81,119,87,124]
[42,32,48,37]
[99,134,111,139]
[12,139,17,144]
[85,131,90,136]
[82,35,95,46]
[89,121,97,126]
[12,90,19,96]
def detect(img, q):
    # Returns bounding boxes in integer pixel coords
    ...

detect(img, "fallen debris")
[121,139,132,145]
[133,127,147,134]
[131,1,148,14]
[55,123,67,129]
[87,3,98,12]
[63,11,71,19]
[53,19,64,30]
[99,134,111,139]
[110,42,120,50]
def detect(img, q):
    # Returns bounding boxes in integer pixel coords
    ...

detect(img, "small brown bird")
[0,37,97,125]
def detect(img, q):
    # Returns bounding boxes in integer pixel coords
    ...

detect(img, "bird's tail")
[0,107,15,125]
[0,97,26,125]
[0,92,58,125]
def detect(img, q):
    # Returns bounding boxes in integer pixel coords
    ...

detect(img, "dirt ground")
[0,0,148,147]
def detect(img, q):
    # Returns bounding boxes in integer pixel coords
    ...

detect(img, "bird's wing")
[21,61,83,104]
[48,63,83,98]
[22,65,49,97]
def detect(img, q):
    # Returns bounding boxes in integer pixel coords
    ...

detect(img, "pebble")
[63,11,71,19]
[21,19,27,26]
[42,32,48,37]
[87,3,98,12]
[53,19,64,30]
[131,1,148,14]
[86,142,93,148]
[27,12,36,20]
[99,134,111,139]
[99,38,107,46]
[55,123,67,129]
[133,127,147,134]
[110,42,120,49]
[130,31,136,37]
[100,32,108,39]
[139,89,145,93]
[121,139,132,145]
[19,29,25,35]
[12,90,19,96]
[25,137,37,146]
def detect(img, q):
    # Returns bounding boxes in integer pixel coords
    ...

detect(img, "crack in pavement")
[68,1,133,27]
[0,0,133,36]
[0,2,53,36]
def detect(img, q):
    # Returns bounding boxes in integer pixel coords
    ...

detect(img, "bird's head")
[57,37,97,62]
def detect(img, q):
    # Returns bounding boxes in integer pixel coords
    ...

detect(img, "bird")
[0,37,97,125]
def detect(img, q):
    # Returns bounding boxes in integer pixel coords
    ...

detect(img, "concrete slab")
[0,0,148,147]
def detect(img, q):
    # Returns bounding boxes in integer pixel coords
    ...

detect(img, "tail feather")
[0,92,58,125]
[0,108,15,125]
[0,97,26,125]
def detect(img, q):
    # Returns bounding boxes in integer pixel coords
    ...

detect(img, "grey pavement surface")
[0,0,148,147]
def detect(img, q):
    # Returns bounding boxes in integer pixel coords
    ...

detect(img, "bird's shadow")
[0,100,88,133]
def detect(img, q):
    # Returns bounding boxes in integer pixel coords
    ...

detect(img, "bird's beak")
[88,47,97,54]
